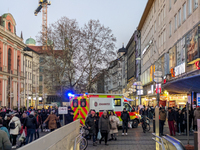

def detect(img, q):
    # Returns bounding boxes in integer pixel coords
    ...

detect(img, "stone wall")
[18,120,80,150]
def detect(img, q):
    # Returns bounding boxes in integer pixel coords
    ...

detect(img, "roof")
[137,0,154,31]
[118,46,127,53]
[25,38,36,46]
[1,13,16,26]
[27,46,43,54]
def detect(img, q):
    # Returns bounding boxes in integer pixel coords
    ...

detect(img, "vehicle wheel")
[146,123,150,131]
[132,120,138,128]
[80,137,88,150]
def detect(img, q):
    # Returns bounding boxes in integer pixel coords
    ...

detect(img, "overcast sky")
[1,0,147,49]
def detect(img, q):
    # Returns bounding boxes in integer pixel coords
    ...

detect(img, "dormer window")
[8,22,11,31]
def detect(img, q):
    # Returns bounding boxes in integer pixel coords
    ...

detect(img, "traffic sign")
[137,90,143,95]
[58,107,68,114]
[137,86,143,90]
[154,71,162,77]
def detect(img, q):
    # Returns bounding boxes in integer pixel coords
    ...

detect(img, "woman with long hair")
[109,111,119,141]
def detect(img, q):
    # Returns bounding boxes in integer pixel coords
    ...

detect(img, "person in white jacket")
[9,113,21,149]
[109,111,119,141]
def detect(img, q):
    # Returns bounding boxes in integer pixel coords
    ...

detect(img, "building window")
[8,22,11,31]
[33,74,35,84]
[39,75,43,81]
[39,86,42,92]
[188,0,192,16]
[183,3,187,21]
[169,21,172,37]
[8,49,11,72]
[194,0,198,10]
[178,9,181,27]
[174,14,177,31]
[169,0,172,10]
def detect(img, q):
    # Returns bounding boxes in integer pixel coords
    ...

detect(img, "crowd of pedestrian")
[0,106,74,149]
[85,108,131,147]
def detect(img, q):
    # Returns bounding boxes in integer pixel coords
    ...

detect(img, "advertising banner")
[186,26,198,63]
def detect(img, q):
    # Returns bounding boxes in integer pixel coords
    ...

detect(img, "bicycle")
[141,115,151,133]
[79,126,89,150]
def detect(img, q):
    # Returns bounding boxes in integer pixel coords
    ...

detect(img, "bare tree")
[81,20,117,92]
[37,17,88,94]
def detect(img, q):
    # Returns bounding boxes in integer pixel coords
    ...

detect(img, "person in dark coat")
[121,108,130,135]
[23,111,37,144]
[168,107,176,136]
[95,112,100,139]
[85,111,97,146]
[65,106,74,124]
[41,110,47,132]
[99,110,110,146]
[176,109,184,135]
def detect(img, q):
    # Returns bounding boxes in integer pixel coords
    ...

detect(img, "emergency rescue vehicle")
[70,93,141,128]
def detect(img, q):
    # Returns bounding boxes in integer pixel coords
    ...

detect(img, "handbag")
[97,130,102,140]
[19,130,26,142]
[110,121,117,129]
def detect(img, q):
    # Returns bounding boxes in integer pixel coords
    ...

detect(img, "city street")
[87,123,194,150]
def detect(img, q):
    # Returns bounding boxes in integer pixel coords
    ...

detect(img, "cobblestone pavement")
[86,122,194,150]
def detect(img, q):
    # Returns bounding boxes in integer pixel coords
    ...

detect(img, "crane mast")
[34,0,51,49]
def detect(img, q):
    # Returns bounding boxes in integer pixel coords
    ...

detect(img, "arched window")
[8,49,11,72]
[8,22,11,31]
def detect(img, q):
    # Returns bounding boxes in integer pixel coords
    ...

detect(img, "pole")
[156,83,160,107]
[187,102,189,145]
[155,107,160,150]
[18,66,20,111]
[27,77,29,111]
[10,70,11,109]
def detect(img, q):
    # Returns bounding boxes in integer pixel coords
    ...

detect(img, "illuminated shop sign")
[174,62,185,76]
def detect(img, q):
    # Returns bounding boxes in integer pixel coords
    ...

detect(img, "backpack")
[10,121,16,129]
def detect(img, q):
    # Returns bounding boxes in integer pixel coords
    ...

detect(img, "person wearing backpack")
[23,111,37,144]
[9,113,21,149]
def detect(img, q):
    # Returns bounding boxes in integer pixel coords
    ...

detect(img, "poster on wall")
[186,26,198,63]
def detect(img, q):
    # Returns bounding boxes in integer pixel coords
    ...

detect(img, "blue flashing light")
[68,93,74,97]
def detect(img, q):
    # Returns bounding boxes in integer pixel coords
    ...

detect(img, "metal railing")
[152,133,165,150]
[152,133,186,150]
[73,134,82,150]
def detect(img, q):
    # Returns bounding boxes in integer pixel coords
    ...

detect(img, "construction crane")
[34,0,51,49]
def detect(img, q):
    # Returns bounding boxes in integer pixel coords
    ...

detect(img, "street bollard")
[194,131,198,150]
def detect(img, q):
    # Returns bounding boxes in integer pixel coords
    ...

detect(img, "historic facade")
[0,13,26,108]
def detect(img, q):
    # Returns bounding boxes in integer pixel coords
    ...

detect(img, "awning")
[163,74,200,94]
[124,97,134,101]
